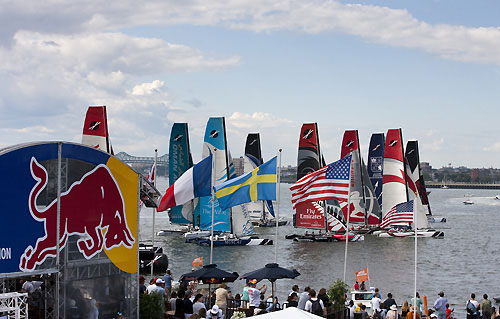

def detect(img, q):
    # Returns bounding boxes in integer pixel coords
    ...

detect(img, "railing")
[225,298,281,318]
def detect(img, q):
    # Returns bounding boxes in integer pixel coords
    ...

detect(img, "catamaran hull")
[252,219,289,227]
[377,230,444,238]
[286,233,364,242]
[196,238,273,246]
[428,217,446,223]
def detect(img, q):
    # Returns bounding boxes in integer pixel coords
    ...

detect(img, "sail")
[340,130,366,224]
[198,117,231,232]
[82,106,112,153]
[297,123,321,180]
[362,159,382,225]
[295,123,325,230]
[382,128,408,226]
[168,123,194,225]
[227,150,255,236]
[367,133,384,208]
[243,133,275,221]
[405,141,429,229]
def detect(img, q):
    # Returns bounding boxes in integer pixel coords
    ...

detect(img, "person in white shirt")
[305,289,326,316]
[372,292,382,312]
[247,279,267,312]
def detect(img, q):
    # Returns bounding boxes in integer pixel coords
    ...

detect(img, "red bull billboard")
[0,142,139,274]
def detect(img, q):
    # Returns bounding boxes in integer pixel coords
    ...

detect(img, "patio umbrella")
[179,263,238,306]
[180,263,238,284]
[240,263,300,309]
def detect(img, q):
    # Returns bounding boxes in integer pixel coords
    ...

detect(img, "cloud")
[2,1,500,67]
[421,137,444,151]
[132,80,165,96]
[483,142,500,152]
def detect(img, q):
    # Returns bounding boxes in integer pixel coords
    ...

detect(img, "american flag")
[380,200,415,229]
[290,154,352,209]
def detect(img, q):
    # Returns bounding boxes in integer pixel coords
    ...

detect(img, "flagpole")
[210,149,216,264]
[150,149,158,277]
[343,153,353,284]
[414,200,417,312]
[274,149,282,264]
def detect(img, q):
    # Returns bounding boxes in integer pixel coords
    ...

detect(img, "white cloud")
[421,137,444,151]
[132,80,165,96]
[2,1,500,67]
[483,142,500,152]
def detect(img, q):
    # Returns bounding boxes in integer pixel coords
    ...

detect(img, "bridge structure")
[115,152,168,165]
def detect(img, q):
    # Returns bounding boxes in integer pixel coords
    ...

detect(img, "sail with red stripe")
[340,130,365,224]
[82,106,113,154]
[381,128,408,227]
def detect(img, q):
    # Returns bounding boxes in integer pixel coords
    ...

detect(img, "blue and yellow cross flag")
[214,156,277,211]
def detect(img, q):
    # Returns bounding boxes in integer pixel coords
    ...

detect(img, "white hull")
[378,229,444,238]
[427,216,446,223]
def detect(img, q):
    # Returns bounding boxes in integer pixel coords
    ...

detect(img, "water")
[141,179,500,316]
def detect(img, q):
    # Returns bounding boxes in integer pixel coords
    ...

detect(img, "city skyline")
[2,1,500,167]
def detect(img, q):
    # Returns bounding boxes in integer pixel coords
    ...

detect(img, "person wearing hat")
[247,279,267,313]
[386,304,399,319]
[146,278,158,294]
[206,304,223,319]
[151,279,167,301]
[434,291,448,319]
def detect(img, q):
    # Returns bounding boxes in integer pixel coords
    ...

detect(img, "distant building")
[471,169,479,182]
[233,157,245,176]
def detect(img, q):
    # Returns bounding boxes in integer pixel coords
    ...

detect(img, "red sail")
[82,106,112,154]
[340,130,359,158]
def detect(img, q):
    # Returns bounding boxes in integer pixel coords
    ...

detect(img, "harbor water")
[141,179,500,316]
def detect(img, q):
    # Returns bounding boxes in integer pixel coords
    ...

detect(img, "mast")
[343,153,353,284]
[222,117,233,234]
[274,150,282,263]
[355,131,368,226]
[210,149,216,264]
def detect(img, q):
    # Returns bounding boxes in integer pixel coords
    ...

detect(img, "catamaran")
[340,130,382,233]
[376,132,444,238]
[190,117,273,246]
[156,123,201,236]
[243,133,287,228]
[286,123,363,242]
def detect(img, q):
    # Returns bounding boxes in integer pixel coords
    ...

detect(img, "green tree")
[327,279,349,312]
[140,293,165,319]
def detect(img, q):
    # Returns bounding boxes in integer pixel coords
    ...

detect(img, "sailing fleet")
[81,106,445,248]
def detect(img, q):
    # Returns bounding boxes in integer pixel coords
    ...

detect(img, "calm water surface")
[141,179,500,316]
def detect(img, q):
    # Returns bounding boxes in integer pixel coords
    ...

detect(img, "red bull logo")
[20,157,135,271]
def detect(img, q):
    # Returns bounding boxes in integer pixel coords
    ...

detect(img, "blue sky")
[1,1,500,168]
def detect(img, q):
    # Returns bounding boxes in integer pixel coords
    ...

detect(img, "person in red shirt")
[446,303,454,319]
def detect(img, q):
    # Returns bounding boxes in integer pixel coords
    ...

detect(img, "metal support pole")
[210,150,216,264]
[150,149,158,277]
[274,150,282,264]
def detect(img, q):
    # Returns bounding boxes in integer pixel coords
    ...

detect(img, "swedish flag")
[214,156,277,210]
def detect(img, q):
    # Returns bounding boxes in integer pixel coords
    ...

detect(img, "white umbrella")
[252,307,324,318]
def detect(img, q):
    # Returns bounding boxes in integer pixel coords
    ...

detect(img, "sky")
[2,0,500,168]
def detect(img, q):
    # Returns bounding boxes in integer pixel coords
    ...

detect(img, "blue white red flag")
[290,154,352,209]
[158,155,212,212]
[380,200,415,229]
